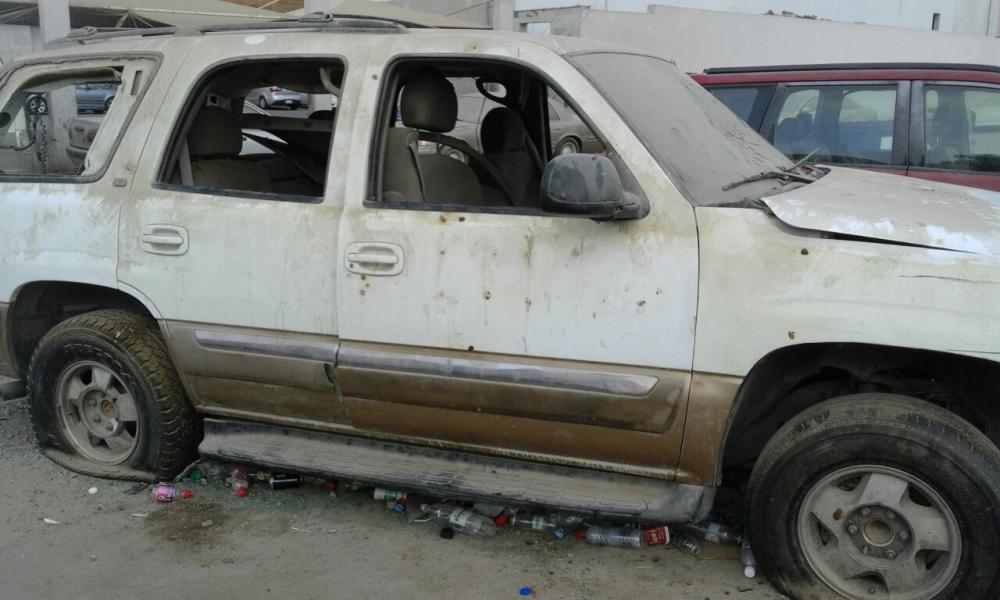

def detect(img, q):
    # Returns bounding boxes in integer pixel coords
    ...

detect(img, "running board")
[199,419,711,523]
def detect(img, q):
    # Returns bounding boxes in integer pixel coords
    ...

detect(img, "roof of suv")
[692,62,1000,85]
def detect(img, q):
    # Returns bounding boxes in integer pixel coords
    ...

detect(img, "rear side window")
[0,58,155,181]
[704,84,773,128]
[772,84,897,165]
[924,85,1000,173]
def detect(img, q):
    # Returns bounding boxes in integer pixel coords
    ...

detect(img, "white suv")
[0,16,998,600]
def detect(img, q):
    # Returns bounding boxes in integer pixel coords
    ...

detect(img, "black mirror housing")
[540,154,647,220]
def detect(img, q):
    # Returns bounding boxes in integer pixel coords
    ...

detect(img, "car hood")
[761,167,1000,255]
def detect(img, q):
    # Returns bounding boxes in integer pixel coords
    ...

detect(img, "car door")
[762,81,909,176]
[334,41,699,477]
[117,36,368,427]
[907,81,1000,192]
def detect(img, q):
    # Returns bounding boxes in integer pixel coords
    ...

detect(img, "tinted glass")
[924,85,1000,172]
[707,85,768,124]
[773,85,896,165]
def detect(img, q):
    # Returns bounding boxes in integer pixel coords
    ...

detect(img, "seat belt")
[178,140,194,186]
[405,130,428,202]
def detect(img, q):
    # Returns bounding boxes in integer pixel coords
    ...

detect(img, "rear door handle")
[345,242,404,276]
[141,224,188,256]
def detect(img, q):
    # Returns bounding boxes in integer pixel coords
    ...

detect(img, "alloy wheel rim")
[55,360,140,464]
[797,465,961,600]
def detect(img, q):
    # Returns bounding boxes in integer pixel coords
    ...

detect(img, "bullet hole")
[467,345,475,352]
[360,274,367,281]
[458,216,466,222]
[483,291,492,300]
[439,214,447,223]
[655,288,663,295]
[360,289,366,296]
[440,250,446,255]
[788,330,795,340]
[834,509,843,521]
[637,300,647,307]
[371,73,378,80]
[801,248,809,256]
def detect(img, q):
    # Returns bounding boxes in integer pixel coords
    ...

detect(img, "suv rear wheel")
[27,309,198,481]
[747,394,1000,600]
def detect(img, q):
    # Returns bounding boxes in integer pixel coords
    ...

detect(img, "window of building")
[372,59,615,212]
[772,85,897,165]
[157,59,344,201]
[924,85,1000,172]
[0,59,154,181]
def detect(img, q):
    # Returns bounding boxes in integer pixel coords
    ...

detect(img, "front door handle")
[141,224,188,256]
[345,242,404,276]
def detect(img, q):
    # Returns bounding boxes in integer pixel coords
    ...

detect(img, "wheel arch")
[720,342,1000,485]
[7,280,160,377]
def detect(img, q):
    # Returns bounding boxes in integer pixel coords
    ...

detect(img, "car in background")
[75,82,118,113]
[249,86,307,110]
[693,63,1000,191]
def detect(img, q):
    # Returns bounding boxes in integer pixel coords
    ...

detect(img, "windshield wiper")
[722,169,815,192]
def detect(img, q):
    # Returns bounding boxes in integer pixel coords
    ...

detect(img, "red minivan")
[693,63,1000,191]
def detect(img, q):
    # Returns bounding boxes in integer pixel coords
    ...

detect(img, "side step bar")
[199,419,712,523]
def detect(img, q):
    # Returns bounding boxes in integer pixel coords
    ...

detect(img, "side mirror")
[540,154,647,220]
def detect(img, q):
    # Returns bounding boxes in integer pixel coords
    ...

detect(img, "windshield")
[569,52,799,206]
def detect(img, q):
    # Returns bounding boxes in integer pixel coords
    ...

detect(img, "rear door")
[761,81,909,176]
[908,81,1000,191]
[701,84,775,131]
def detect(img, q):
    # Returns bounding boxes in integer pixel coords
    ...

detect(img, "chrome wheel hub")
[55,361,140,464]
[797,465,961,600]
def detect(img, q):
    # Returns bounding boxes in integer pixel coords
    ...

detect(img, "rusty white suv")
[0,15,998,600]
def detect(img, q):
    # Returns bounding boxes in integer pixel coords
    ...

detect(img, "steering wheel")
[419,132,517,207]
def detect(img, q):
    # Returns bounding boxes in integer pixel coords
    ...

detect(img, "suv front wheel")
[27,309,198,481]
[748,394,1000,600]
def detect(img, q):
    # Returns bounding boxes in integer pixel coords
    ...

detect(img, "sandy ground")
[0,396,784,600]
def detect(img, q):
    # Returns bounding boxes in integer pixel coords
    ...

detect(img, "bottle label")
[531,516,546,531]
[449,510,472,528]
[642,526,669,546]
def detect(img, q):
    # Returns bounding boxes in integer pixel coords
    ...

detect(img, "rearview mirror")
[540,154,647,220]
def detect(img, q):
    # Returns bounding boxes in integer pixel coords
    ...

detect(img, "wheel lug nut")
[887,512,896,521]
[848,525,859,535]
[861,545,870,555]
[886,550,897,559]
[899,531,909,542]
[868,587,877,595]
[861,507,872,518]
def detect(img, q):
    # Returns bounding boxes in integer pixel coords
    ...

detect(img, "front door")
[335,45,699,476]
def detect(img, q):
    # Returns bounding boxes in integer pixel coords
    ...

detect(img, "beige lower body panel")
[0,303,16,378]
[166,320,710,478]
[676,372,745,486]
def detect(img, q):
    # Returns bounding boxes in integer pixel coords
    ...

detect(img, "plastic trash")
[87,486,98,496]
[420,503,498,536]
[510,513,580,539]
[268,473,302,490]
[373,487,407,501]
[584,525,670,549]
[741,539,758,578]
[519,586,534,597]
[151,483,188,503]
[42,518,60,525]
[683,520,744,546]
[669,532,701,556]
[231,468,249,497]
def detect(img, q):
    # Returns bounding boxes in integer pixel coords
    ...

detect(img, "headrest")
[187,106,242,158]
[481,107,526,153]
[400,69,456,133]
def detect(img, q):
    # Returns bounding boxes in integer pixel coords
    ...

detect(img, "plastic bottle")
[510,513,569,539]
[419,503,499,536]
[373,488,407,501]
[741,539,758,578]
[670,532,701,556]
[683,520,744,546]
[151,483,188,502]
[584,526,670,549]
[231,468,249,497]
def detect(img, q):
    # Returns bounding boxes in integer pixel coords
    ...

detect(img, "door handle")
[345,242,404,276]
[141,224,188,256]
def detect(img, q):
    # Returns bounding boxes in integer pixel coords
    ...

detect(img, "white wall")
[516,0,1000,35]
[568,4,1000,73]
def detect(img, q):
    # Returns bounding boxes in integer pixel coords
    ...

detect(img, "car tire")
[555,137,580,155]
[747,394,1000,600]
[27,309,199,481]
[258,96,268,109]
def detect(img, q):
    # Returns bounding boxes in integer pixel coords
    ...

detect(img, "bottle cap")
[236,486,248,497]
[575,529,586,540]
[518,586,533,597]
[494,514,509,527]
[744,566,756,578]
[181,489,193,499]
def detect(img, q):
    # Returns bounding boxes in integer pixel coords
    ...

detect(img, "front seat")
[481,107,540,208]
[383,69,485,205]
[186,106,272,193]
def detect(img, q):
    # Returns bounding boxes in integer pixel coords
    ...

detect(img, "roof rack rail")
[703,62,1000,75]
[49,13,407,47]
